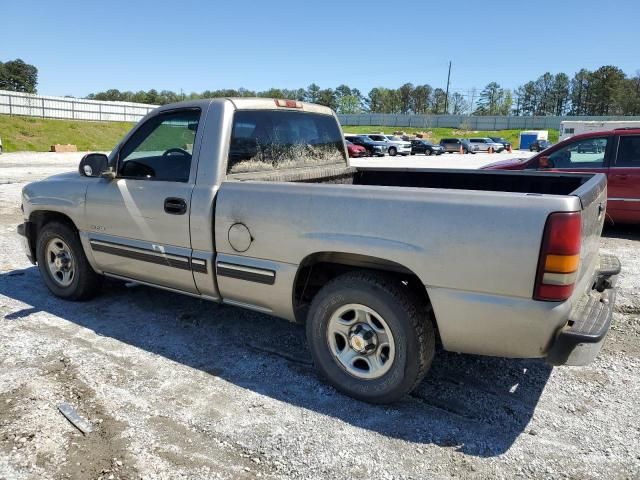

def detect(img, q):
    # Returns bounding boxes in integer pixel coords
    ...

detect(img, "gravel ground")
[0,152,639,480]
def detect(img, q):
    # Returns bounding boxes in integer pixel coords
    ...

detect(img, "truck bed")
[229,165,595,197]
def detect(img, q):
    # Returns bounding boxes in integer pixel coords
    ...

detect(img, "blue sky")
[1,0,638,98]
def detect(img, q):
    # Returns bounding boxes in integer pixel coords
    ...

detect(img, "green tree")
[0,59,38,93]
[410,84,432,114]
[316,88,337,110]
[398,83,414,114]
[552,73,570,115]
[431,88,447,114]
[305,83,321,103]
[474,82,503,115]
[589,65,626,115]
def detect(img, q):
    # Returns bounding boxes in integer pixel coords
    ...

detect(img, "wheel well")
[293,252,434,325]
[27,211,78,256]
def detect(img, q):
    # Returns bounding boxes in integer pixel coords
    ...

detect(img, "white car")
[366,134,412,156]
[468,138,505,153]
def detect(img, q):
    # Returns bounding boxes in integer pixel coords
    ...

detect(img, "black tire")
[36,221,103,300]
[306,271,436,404]
[425,149,432,156]
[410,152,415,155]
[388,147,397,156]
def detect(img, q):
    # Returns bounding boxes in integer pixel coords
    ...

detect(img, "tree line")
[87,65,640,117]
[2,57,639,116]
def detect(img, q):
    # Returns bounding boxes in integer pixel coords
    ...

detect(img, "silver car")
[366,134,412,156]
[468,137,505,153]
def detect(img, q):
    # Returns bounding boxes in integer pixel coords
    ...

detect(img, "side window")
[118,110,200,182]
[547,137,608,169]
[616,136,640,167]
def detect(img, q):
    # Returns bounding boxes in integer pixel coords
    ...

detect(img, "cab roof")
[152,97,336,116]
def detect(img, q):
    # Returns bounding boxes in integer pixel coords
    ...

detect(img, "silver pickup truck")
[18,98,620,403]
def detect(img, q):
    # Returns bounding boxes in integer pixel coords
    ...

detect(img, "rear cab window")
[227,110,347,174]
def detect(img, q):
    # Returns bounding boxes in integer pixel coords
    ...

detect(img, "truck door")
[608,134,640,223]
[85,108,202,293]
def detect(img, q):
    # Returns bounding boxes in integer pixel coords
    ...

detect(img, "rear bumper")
[546,254,620,366]
[428,254,620,361]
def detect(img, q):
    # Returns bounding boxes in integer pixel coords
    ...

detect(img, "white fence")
[0,90,157,122]
[338,113,640,130]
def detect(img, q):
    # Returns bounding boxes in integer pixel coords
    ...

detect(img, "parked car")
[410,140,444,156]
[482,128,640,223]
[345,139,367,158]
[18,98,618,404]
[576,140,604,154]
[489,136,511,151]
[366,134,412,156]
[439,138,478,154]
[344,135,388,157]
[0,137,3,154]
[468,138,505,153]
[529,139,553,152]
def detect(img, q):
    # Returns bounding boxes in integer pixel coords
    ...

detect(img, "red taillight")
[534,212,582,302]
[275,99,302,108]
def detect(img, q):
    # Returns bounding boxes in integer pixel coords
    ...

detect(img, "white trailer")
[560,120,640,141]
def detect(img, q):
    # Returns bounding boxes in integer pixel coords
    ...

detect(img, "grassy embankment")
[0,114,559,152]
[342,126,560,149]
[0,115,134,152]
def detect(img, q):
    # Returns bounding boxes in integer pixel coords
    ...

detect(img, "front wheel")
[388,147,397,156]
[36,222,103,300]
[425,149,432,156]
[306,271,435,403]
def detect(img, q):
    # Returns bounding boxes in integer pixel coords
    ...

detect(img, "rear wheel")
[36,222,103,300]
[306,271,436,403]
[388,147,397,156]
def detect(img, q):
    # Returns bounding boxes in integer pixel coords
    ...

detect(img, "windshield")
[228,110,346,174]
[386,136,402,141]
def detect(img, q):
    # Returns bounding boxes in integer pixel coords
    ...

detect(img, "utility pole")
[444,61,452,114]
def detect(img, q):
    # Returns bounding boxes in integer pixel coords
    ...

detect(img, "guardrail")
[338,114,640,130]
[0,90,157,122]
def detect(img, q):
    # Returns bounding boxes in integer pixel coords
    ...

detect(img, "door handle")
[164,197,187,215]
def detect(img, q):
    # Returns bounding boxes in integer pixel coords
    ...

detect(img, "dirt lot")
[1,152,639,479]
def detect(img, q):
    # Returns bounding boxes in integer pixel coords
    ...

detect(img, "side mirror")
[79,153,109,178]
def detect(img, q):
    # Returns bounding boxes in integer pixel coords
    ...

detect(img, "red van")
[483,129,640,224]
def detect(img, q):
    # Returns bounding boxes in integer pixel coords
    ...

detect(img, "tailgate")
[573,173,607,290]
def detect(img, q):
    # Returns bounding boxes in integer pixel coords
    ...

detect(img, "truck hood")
[481,157,531,170]
[42,171,81,181]
[21,170,91,221]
